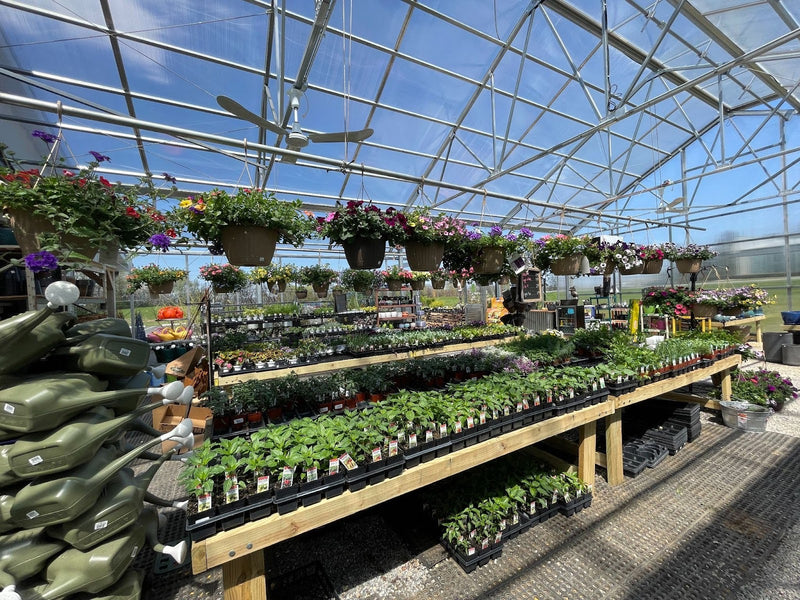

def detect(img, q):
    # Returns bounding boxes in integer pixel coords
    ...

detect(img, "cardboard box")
[152,403,212,454]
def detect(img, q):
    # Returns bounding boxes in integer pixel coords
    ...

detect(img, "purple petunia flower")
[162,172,177,184]
[32,130,58,144]
[520,227,533,238]
[489,225,503,237]
[89,151,111,162]
[148,233,171,251]
[24,251,59,273]
[467,231,482,241]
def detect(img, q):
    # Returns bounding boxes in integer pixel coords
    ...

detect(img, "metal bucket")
[719,400,770,433]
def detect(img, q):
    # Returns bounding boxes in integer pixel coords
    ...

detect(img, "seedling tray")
[441,539,503,574]
[185,508,217,542]
[606,380,638,396]
[643,423,688,454]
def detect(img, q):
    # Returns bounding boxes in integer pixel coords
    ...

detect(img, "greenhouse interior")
[1,1,800,599]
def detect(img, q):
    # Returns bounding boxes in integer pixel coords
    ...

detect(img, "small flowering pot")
[675,258,702,274]
[431,278,446,290]
[220,225,278,266]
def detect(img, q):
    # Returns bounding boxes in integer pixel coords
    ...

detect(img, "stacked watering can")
[0,282,194,600]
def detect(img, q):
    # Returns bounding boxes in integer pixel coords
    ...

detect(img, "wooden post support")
[577,420,596,488]
[222,551,267,600]
[605,410,624,486]
[720,368,733,402]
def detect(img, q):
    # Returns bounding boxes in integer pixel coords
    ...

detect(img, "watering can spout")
[0,585,21,600]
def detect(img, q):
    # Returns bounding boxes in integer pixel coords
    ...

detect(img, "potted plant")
[409,271,429,291]
[460,225,524,275]
[299,264,338,297]
[430,267,448,290]
[661,242,717,274]
[398,208,466,271]
[125,264,187,297]
[641,244,665,274]
[172,188,311,266]
[380,265,413,291]
[340,268,378,293]
[588,240,645,275]
[641,286,692,318]
[313,200,405,269]
[201,387,235,434]
[1,134,176,259]
[199,263,249,294]
[532,234,590,275]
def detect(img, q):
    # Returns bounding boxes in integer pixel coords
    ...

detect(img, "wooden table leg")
[605,410,624,486]
[222,551,267,600]
[577,420,596,488]
[755,320,763,344]
[720,368,733,402]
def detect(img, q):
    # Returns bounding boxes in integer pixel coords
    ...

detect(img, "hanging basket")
[675,258,702,274]
[404,241,445,271]
[722,306,742,317]
[5,208,96,258]
[498,275,510,285]
[342,237,386,270]
[550,254,583,276]
[386,279,403,292]
[353,282,369,293]
[312,282,330,298]
[691,303,717,318]
[212,283,235,294]
[619,263,645,275]
[276,279,287,293]
[295,289,308,299]
[431,278,446,290]
[410,280,425,291]
[148,281,174,298]
[220,225,278,266]
[472,247,505,275]
[643,258,663,274]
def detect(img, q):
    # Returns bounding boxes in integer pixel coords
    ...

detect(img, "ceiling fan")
[217,89,373,163]
[656,196,687,213]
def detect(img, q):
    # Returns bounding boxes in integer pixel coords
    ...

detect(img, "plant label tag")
[306,467,318,482]
[319,405,329,414]
[389,439,398,457]
[233,417,244,425]
[339,453,358,471]
[467,546,476,556]
[226,487,239,503]
[425,430,434,443]
[529,502,536,514]
[469,529,477,539]
[516,402,523,413]
[397,430,405,442]
[547,395,553,404]
[438,423,447,437]
[333,401,344,411]
[3,403,14,414]
[492,409,499,420]
[569,388,575,399]
[617,375,623,383]
[512,513,519,525]
[599,377,605,388]
[454,421,462,434]
[28,455,43,466]
[94,520,108,531]
[371,447,382,462]
[500,519,507,531]
[467,416,475,428]
[592,381,598,391]
[281,466,294,489]
[534,395,541,407]
[502,406,510,416]
[466,366,471,374]
[409,433,418,448]
[480,411,487,424]
[257,475,270,493]
[328,458,339,476]
[523,398,529,410]
[495,532,502,544]
[737,412,748,427]
[198,494,212,512]
[481,538,489,550]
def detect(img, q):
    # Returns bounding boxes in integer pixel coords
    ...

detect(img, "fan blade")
[280,143,304,164]
[216,95,285,136]
[307,128,373,144]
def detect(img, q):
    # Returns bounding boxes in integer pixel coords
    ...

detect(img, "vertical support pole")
[605,410,624,486]
[206,292,214,388]
[781,119,792,310]
[578,420,596,488]
[222,551,267,600]
[720,368,733,402]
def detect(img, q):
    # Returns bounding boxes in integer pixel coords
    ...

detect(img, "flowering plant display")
[429,267,449,282]
[0,133,175,256]
[398,207,466,244]
[410,271,430,282]
[23,251,59,273]
[443,225,531,272]
[729,284,775,310]
[691,288,732,309]
[250,263,297,284]
[199,263,249,292]
[661,242,717,261]
[641,244,665,261]
[532,234,590,270]
[299,264,338,286]
[380,265,413,282]
[588,240,644,272]
[449,266,474,285]
[314,200,406,245]
[726,368,797,409]
[172,188,311,248]
[340,268,378,291]
[641,286,692,317]
[125,264,187,293]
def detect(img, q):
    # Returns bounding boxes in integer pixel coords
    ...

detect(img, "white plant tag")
[257,475,270,493]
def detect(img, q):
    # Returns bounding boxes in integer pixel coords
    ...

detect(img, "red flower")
[126,206,140,218]
[165,228,177,238]
[99,176,112,188]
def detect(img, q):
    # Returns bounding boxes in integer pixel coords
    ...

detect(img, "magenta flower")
[32,130,58,144]
[89,151,111,162]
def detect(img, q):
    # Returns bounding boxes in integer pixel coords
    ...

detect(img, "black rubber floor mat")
[268,560,340,600]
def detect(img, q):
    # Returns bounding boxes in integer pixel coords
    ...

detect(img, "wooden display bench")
[710,314,765,343]
[214,336,518,386]
[191,400,614,599]
[193,353,740,599]
[781,324,800,333]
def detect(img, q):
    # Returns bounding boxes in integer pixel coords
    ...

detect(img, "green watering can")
[0,528,66,589]
[0,282,80,376]
[140,505,188,564]
[69,569,143,600]
[48,333,151,377]
[7,520,146,600]
[7,419,193,529]
[46,444,191,551]
[0,373,183,434]
[0,381,186,485]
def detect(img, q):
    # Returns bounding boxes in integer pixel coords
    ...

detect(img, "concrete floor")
[140,361,800,600]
